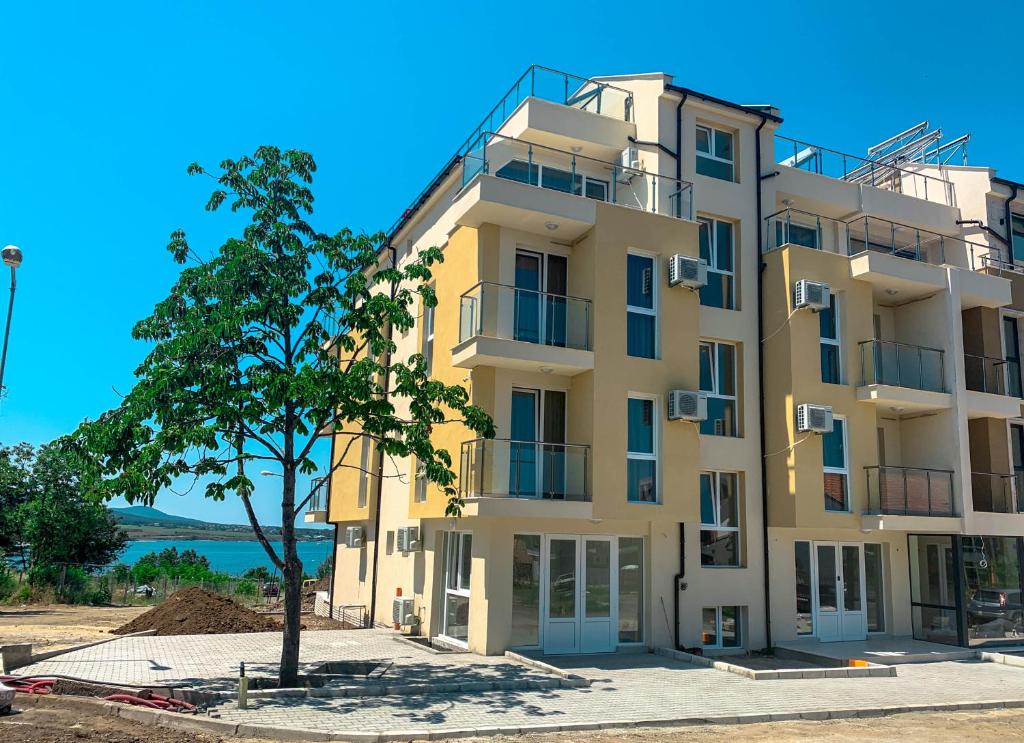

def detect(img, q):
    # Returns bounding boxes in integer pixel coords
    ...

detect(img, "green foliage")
[0,443,34,553]
[0,568,16,600]
[315,553,333,582]
[128,546,224,584]
[242,566,273,583]
[235,579,258,597]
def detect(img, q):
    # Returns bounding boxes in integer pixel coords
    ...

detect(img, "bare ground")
[5,704,1024,742]
[0,605,149,651]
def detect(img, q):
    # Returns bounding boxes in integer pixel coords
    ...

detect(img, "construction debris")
[112,588,279,636]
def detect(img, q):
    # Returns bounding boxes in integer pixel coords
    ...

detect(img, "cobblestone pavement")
[14,630,555,693]
[207,653,1024,735]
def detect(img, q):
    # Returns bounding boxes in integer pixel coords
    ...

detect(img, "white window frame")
[422,296,435,376]
[699,340,738,436]
[441,531,472,646]
[626,250,658,359]
[413,457,428,503]
[697,217,736,310]
[702,605,742,649]
[510,532,544,650]
[496,158,610,202]
[626,393,659,504]
[820,292,841,384]
[823,415,850,512]
[699,471,741,568]
[696,125,735,181]
[356,436,371,508]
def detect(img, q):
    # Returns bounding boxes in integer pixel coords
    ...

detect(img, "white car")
[0,681,14,714]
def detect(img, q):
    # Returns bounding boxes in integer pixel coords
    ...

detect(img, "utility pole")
[0,245,23,397]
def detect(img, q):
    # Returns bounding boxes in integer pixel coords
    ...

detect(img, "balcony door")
[543,535,617,654]
[813,542,867,642]
[509,389,566,498]
[1003,317,1023,398]
[514,250,567,347]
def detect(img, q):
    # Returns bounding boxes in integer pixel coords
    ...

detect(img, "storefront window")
[511,535,540,646]
[618,537,643,643]
[443,532,472,643]
[962,536,1024,646]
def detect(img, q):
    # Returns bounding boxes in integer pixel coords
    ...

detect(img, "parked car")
[262,582,280,598]
[134,584,154,597]
[967,587,1024,629]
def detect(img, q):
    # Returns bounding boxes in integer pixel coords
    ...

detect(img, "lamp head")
[2,246,22,269]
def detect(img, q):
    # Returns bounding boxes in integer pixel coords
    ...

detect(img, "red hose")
[104,694,169,710]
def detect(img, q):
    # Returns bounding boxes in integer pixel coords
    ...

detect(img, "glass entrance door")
[543,535,617,654]
[813,542,867,642]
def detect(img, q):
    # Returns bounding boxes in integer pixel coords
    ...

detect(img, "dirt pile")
[112,588,279,636]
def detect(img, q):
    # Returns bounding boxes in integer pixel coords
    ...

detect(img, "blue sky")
[1,1,1021,526]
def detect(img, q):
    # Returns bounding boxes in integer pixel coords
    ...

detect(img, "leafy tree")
[315,552,333,582]
[13,442,128,572]
[69,147,494,686]
[242,566,273,583]
[0,443,35,556]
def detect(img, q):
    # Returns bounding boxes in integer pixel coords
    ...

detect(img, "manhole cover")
[310,660,390,678]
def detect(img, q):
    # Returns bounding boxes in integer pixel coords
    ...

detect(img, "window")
[626,254,656,358]
[357,436,371,508]
[413,458,428,503]
[1012,214,1024,264]
[823,417,849,511]
[864,543,885,633]
[698,218,735,310]
[794,541,813,635]
[696,125,735,182]
[511,534,541,646]
[700,472,740,566]
[819,292,841,384]
[1003,315,1022,398]
[495,159,610,202]
[618,537,644,643]
[702,606,742,649]
[422,298,435,376]
[442,532,472,643]
[627,396,657,502]
[699,341,737,436]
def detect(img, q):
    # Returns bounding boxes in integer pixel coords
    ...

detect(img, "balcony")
[857,339,951,413]
[971,472,1024,514]
[459,438,591,517]
[862,465,960,532]
[452,282,594,376]
[963,354,1024,419]
[452,132,693,241]
[304,476,328,523]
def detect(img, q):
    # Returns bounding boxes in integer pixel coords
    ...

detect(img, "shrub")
[0,568,16,600]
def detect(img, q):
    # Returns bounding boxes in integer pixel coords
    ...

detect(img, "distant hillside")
[111,506,330,542]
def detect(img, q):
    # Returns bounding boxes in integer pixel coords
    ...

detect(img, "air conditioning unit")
[396,527,421,553]
[344,526,364,548]
[667,390,708,422]
[796,403,834,434]
[667,254,708,289]
[392,596,416,626]
[617,146,641,183]
[793,279,830,312]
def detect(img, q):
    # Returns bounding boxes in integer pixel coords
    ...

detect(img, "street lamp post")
[0,246,23,397]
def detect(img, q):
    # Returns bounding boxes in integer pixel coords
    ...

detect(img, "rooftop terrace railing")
[456,66,634,158]
[462,132,693,220]
[307,476,329,513]
[775,134,957,207]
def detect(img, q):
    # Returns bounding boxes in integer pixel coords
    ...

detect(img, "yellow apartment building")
[308,67,1024,656]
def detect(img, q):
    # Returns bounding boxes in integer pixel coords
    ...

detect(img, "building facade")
[310,66,1024,655]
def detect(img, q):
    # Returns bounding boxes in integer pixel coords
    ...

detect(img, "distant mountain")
[110,505,330,541]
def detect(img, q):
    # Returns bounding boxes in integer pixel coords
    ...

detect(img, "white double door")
[813,542,867,642]
[543,535,617,654]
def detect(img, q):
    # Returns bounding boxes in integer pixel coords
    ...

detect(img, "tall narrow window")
[794,541,813,635]
[442,532,472,643]
[701,606,742,648]
[413,458,428,503]
[510,534,541,647]
[618,537,644,643]
[1003,315,1022,398]
[699,341,737,436]
[819,292,841,384]
[1012,214,1024,264]
[864,543,885,633]
[422,299,435,376]
[357,436,371,508]
[698,218,735,310]
[627,396,657,502]
[626,254,656,358]
[823,417,849,511]
[696,125,735,182]
[700,472,740,566]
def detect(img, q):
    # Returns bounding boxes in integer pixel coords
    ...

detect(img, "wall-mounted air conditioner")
[344,526,364,548]
[396,527,421,553]
[796,403,834,434]
[392,596,415,626]
[667,390,708,422]
[667,254,708,289]
[617,146,641,183]
[793,279,830,312]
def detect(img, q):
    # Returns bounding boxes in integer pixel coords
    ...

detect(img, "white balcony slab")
[451,336,594,376]
[304,510,327,524]
[856,383,951,413]
[497,97,635,161]
[461,497,593,520]
[957,268,1012,309]
[964,389,1023,420]
[849,251,947,302]
[861,513,962,533]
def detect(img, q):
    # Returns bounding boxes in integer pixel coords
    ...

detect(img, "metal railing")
[775,134,956,206]
[459,281,591,351]
[865,465,955,517]
[459,438,590,501]
[307,476,329,512]
[963,354,1012,396]
[971,472,1024,514]
[859,339,945,392]
[461,132,693,220]
[457,65,634,158]
[764,208,845,254]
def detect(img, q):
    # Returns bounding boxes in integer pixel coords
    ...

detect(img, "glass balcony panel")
[971,473,1022,514]
[459,282,591,351]
[860,340,945,392]
[460,439,590,501]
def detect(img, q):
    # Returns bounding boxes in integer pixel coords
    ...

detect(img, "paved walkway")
[15,630,555,693]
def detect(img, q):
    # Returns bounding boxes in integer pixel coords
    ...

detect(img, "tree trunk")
[278,466,303,688]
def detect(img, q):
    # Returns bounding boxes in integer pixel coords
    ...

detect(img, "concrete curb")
[15,690,1024,741]
[655,647,898,680]
[503,650,592,685]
